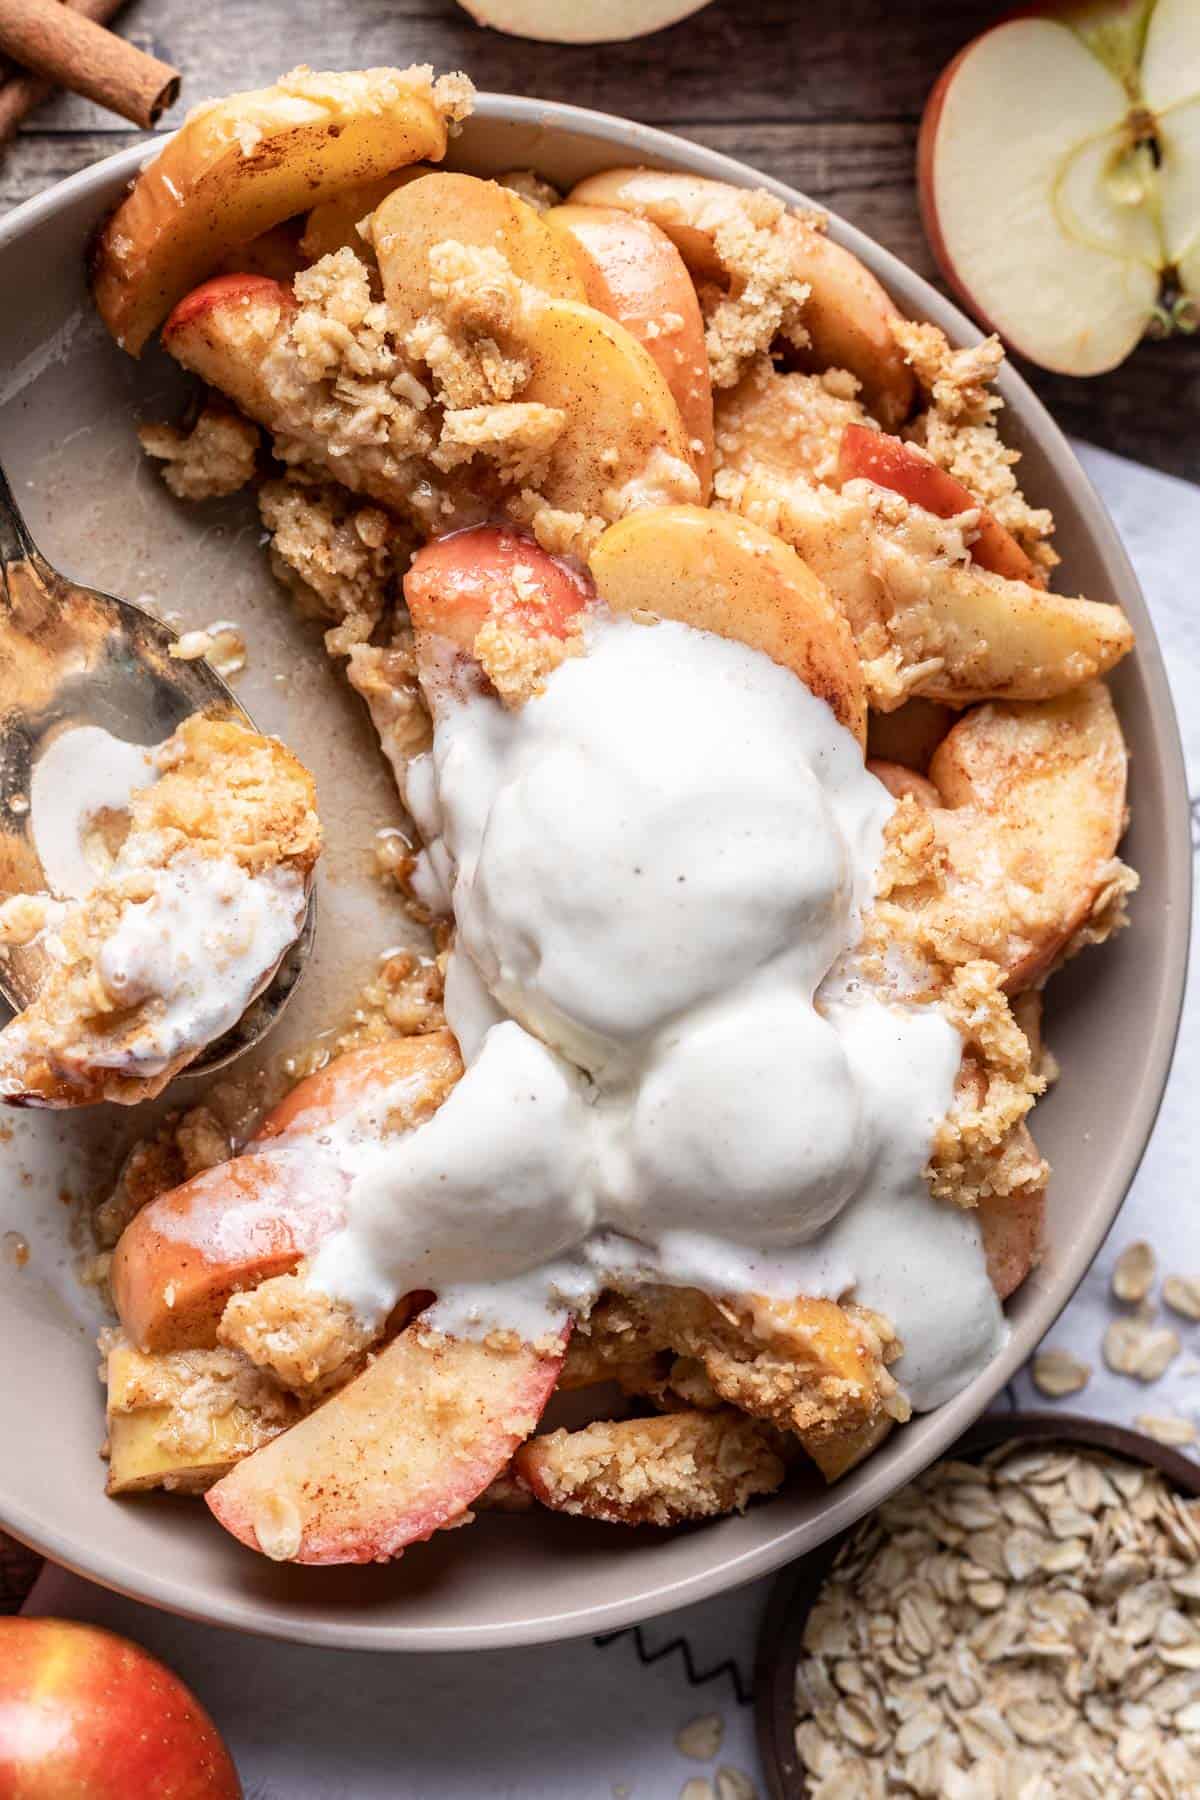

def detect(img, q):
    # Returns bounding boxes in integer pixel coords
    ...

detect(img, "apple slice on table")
[453,0,713,43]
[567,167,915,426]
[919,0,1199,375]
[546,203,714,496]
[838,423,1042,586]
[588,504,867,746]
[373,171,587,338]
[111,1033,462,1352]
[206,1323,566,1562]
[92,66,463,356]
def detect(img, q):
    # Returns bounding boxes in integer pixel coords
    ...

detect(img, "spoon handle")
[0,461,39,571]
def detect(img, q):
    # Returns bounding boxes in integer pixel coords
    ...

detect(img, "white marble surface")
[26,443,1200,1799]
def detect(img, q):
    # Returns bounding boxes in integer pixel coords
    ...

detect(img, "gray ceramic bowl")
[0,95,1189,1652]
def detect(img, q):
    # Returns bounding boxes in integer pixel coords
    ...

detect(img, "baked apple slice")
[925,682,1133,992]
[299,168,427,264]
[405,524,592,656]
[588,504,866,745]
[206,1322,566,1562]
[567,167,914,425]
[92,66,468,354]
[546,202,714,495]
[111,1033,462,1352]
[516,297,696,520]
[838,423,1042,587]
[373,171,587,338]
[725,469,1134,710]
[514,1410,785,1525]
[105,1342,300,1494]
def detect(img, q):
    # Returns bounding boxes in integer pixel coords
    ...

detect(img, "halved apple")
[567,167,914,425]
[919,1,1199,375]
[373,171,587,339]
[838,423,1041,586]
[92,66,465,355]
[206,1323,566,1562]
[588,505,866,745]
[546,202,714,495]
[111,1033,461,1352]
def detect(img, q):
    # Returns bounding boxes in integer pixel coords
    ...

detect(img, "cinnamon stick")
[0,0,129,144]
[0,0,178,133]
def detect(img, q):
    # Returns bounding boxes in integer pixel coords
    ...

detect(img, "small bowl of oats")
[756,1414,1200,1798]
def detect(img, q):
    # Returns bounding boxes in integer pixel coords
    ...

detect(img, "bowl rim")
[754,1412,1200,1797]
[0,90,1190,1652]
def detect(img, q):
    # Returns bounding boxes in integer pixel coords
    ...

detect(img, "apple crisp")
[49,63,1139,1563]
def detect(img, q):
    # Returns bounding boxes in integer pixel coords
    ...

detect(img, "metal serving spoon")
[0,460,315,1077]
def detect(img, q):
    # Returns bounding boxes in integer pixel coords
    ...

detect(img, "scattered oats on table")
[1104,1317,1181,1382]
[792,1444,1200,1797]
[1112,1240,1157,1303]
[1136,1414,1199,1448]
[1031,1346,1091,1398]
[675,1714,724,1761]
[1164,1274,1200,1322]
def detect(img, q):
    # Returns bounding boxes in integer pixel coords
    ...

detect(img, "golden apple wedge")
[299,168,428,264]
[93,66,466,355]
[516,297,697,519]
[926,682,1132,991]
[206,1324,566,1563]
[568,166,914,425]
[373,171,587,338]
[588,505,866,745]
[546,202,714,495]
[105,1343,299,1494]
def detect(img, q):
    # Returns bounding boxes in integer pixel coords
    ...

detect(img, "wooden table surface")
[1,0,1198,479]
[0,0,1195,1619]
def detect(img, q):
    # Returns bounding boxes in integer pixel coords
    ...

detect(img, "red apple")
[838,423,1041,586]
[918,0,1198,376]
[0,1618,240,1798]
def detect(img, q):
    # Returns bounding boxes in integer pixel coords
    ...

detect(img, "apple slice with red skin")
[206,1322,567,1563]
[838,423,1043,587]
[161,273,297,429]
[405,525,594,656]
[112,1033,461,1353]
[546,202,714,497]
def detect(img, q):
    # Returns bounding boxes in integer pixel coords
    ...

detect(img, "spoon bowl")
[0,460,315,1078]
